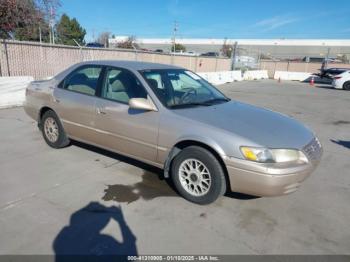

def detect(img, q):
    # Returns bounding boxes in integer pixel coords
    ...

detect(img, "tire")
[343,81,350,90]
[171,146,226,205]
[41,110,70,148]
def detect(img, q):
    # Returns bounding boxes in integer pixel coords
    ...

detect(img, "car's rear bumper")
[223,156,321,197]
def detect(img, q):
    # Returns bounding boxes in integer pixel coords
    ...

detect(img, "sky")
[59,0,350,42]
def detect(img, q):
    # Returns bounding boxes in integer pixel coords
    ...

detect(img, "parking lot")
[0,79,349,255]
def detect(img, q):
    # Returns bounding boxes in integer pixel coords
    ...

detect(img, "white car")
[332,70,350,90]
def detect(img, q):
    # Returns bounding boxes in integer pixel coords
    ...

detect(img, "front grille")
[303,137,322,161]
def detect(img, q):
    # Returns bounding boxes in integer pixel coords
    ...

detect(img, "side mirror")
[129,98,157,111]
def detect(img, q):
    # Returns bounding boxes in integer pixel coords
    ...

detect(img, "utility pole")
[92,28,95,42]
[49,7,55,44]
[39,27,42,44]
[171,21,178,64]
[325,47,331,69]
[231,41,238,70]
[172,21,178,53]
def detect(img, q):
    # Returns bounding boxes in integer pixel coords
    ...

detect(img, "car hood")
[172,101,314,149]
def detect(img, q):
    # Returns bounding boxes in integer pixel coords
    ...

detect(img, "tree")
[97,32,111,47]
[221,43,233,58]
[0,0,59,40]
[171,43,186,52]
[117,36,139,49]
[338,54,349,64]
[0,0,40,39]
[56,13,86,46]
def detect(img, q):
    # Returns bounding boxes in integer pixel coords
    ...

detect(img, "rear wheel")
[343,81,350,90]
[171,146,226,205]
[41,110,70,148]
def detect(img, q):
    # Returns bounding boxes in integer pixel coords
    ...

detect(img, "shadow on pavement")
[225,191,260,200]
[314,84,335,90]
[53,202,137,261]
[71,140,163,175]
[72,140,260,202]
[102,171,177,204]
[71,140,179,203]
[331,139,350,149]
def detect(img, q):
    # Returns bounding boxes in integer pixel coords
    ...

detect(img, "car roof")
[76,60,183,71]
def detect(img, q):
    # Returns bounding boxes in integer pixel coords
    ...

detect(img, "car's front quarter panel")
[156,110,259,165]
[157,107,322,197]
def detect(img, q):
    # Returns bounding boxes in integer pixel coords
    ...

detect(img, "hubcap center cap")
[190,173,198,182]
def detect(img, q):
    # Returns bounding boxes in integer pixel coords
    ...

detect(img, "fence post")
[4,40,10,76]
[0,40,3,77]
[215,56,218,72]
[134,49,138,61]
[194,56,198,72]
[80,46,84,61]
[231,41,238,70]
[257,51,261,70]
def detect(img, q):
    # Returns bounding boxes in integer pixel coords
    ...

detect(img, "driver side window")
[101,68,148,104]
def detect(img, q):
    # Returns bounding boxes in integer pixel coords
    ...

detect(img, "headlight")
[240,147,307,163]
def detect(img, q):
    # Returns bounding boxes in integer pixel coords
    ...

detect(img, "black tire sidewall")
[41,110,69,148]
[343,81,350,90]
[171,146,226,205]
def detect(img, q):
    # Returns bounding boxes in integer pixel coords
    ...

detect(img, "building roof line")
[109,36,350,46]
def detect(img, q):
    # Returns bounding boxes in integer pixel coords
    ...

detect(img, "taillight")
[333,76,342,80]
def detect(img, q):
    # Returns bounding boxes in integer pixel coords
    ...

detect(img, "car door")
[94,67,160,164]
[53,65,104,143]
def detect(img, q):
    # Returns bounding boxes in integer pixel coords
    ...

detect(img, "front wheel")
[41,110,70,148]
[171,146,226,205]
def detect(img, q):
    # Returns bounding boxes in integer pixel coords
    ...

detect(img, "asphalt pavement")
[0,80,349,255]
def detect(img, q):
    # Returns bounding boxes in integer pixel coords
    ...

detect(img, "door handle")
[97,107,106,115]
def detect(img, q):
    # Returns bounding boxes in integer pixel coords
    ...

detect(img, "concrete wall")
[0,76,33,108]
[260,60,350,78]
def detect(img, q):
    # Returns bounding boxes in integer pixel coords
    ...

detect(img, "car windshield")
[139,69,230,109]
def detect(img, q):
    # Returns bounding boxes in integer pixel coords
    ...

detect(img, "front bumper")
[332,80,336,87]
[223,152,321,197]
[332,80,342,89]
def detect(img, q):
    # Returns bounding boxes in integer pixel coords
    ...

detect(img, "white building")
[109,36,350,59]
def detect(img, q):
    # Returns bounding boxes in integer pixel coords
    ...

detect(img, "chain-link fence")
[1,39,350,80]
[0,40,232,80]
[233,44,350,78]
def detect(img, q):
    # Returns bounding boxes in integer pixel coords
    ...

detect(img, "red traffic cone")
[310,76,315,86]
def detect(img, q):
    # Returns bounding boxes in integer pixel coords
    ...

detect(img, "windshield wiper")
[201,97,231,105]
[168,102,212,109]
[168,98,230,109]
